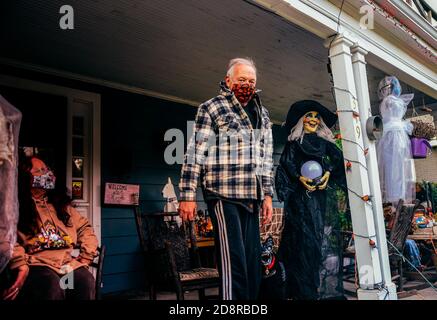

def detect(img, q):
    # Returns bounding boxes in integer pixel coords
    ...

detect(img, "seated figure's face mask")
[31,161,56,190]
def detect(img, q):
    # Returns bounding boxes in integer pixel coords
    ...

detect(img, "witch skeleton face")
[288,112,335,144]
[303,111,321,134]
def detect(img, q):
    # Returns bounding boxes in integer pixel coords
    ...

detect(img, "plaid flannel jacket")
[179,82,274,201]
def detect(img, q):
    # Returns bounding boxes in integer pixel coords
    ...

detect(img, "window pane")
[72,180,83,200]
[73,116,84,136]
[73,137,84,156]
[72,157,84,178]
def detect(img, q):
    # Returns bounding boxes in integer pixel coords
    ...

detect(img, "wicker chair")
[388,199,421,291]
[259,207,285,253]
[134,209,219,300]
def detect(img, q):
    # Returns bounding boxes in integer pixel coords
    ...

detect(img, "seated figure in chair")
[1,154,98,300]
[404,239,424,271]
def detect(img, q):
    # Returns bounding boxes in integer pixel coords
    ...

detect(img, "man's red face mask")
[231,83,256,105]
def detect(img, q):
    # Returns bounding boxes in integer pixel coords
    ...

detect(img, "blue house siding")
[100,90,288,294]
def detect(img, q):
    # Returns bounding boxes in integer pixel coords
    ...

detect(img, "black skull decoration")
[261,235,276,278]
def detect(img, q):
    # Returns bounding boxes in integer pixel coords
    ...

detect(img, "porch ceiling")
[0,0,435,122]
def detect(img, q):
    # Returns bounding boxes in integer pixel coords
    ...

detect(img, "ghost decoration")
[162,177,182,226]
[0,95,22,273]
[0,103,14,167]
[376,76,416,204]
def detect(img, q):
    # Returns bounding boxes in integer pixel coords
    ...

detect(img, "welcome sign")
[104,183,140,205]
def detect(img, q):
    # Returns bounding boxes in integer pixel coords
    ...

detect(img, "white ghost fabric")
[0,95,22,273]
[376,76,415,204]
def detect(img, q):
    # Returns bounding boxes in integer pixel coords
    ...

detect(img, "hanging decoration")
[376,76,416,204]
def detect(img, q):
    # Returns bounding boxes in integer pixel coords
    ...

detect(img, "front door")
[68,98,96,235]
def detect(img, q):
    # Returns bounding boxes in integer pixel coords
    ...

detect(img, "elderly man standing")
[178,58,274,300]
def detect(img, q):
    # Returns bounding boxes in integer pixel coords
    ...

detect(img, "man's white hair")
[226,58,257,77]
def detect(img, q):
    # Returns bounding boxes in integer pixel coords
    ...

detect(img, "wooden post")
[327,33,391,300]
[351,44,397,300]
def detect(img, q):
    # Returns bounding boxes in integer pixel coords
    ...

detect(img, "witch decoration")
[275,100,347,300]
[376,76,415,204]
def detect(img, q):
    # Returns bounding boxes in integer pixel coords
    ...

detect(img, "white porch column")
[351,44,397,300]
[326,33,388,300]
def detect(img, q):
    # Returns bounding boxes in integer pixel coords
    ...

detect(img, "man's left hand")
[261,196,273,225]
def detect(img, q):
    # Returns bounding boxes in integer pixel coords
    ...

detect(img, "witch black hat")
[283,100,337,133]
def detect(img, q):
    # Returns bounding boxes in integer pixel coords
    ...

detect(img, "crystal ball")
[300,160,323,180]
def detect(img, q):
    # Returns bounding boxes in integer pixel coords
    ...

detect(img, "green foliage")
[333,130,343,151]
[326,186,351,231]
[336,188,352,231]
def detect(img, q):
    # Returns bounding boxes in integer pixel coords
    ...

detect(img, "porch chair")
[388,199,421,292]
[259,207,285,254]
[90,245,106,300]
[134,208,219,300]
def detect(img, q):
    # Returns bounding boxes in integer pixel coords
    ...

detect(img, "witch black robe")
[276,133,347,300]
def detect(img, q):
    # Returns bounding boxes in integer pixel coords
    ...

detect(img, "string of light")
[366,0,436,61]
[329,85,374,205]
